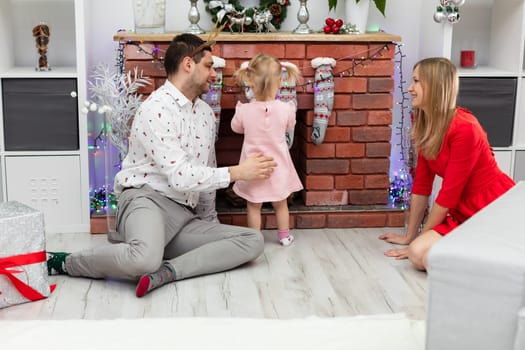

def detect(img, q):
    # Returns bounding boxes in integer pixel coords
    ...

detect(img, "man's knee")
[244,228,265,260]
[125,241,164,276]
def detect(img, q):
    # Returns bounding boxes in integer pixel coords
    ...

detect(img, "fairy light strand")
[117,40,390,92]
[389,42,414,208]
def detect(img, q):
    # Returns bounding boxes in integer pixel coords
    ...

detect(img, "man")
[47,33,276,297]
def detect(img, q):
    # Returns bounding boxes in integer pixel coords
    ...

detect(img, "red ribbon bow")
[0,251,55,301]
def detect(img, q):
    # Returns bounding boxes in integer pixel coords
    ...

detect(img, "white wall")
[84,0,431,178]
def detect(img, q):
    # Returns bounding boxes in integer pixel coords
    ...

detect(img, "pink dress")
[231,100,303,203]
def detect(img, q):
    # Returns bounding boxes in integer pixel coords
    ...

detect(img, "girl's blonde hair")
[234,53,301,101]
[411,57,459,159]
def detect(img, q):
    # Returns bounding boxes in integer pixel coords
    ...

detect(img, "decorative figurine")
[32,22,50,71]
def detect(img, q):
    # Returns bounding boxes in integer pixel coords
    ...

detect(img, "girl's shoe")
[279,234,294,246]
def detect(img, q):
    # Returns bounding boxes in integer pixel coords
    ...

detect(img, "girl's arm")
[231,101,245,134]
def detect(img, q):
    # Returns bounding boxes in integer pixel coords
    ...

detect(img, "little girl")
[231,53,303,246]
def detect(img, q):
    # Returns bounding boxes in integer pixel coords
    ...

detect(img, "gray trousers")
[66,186,264,280]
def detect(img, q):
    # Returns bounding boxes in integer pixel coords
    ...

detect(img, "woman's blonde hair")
[234,53,301,101]
[411,57,458,159]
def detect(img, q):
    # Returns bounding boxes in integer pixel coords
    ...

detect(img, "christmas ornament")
[311,57,336,145]
[433,6,447,23]
[204,0,289,32]
[323,17,344,34]
[433,0,464,24]
[447,7,460,23]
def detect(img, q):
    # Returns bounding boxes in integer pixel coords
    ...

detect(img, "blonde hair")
[411,57,458,159]
[234,53,301,101]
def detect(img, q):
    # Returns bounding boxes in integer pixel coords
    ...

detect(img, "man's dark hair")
[164,33,212,77]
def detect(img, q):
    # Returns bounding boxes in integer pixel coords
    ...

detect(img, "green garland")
[204,0,290,32]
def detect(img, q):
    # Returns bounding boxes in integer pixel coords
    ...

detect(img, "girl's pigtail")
[281,62,301,84]
[234,61,254,101]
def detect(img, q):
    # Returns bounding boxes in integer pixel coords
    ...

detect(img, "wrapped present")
[0,201,52,309]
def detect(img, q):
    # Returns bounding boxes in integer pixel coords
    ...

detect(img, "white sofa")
[426,181,525,350]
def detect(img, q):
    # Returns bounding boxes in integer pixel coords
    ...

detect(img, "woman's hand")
[378,233,412,245]
[383,247,409,260]
[378,233,411,260]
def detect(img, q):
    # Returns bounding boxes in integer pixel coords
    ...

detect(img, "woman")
[379,57,515,270]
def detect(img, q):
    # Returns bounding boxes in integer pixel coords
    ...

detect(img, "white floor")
[0,227,427,321]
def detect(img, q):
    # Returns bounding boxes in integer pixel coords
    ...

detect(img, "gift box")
[0,201,52,309]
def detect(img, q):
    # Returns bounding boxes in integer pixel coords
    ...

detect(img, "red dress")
[411,107,515,235]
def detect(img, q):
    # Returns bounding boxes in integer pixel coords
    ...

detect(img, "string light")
[90,186,118,215]
[389,43,414,209]
[116,40,390,92]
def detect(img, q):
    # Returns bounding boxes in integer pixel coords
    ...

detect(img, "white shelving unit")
[0,0,90,233]
[420,0,525,181]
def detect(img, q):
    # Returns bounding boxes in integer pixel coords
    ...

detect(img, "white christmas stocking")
[277,61,299,148]
[202,56,225,141]
[311,57,336,145]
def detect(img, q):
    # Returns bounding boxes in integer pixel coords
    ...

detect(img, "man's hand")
[229,153,277,182]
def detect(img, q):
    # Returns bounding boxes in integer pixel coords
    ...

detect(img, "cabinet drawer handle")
[70,91,77,98]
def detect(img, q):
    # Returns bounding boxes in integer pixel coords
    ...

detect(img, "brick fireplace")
[101,31,404,231]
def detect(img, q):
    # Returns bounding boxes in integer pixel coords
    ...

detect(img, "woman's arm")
[379,193,429,245]
[405,194,431,241]
[420,201,448,233]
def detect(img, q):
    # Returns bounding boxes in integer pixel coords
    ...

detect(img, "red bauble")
[325,17,335,26]
[332,25,340,34]
[335,19,344,27]
[323,25,332,34]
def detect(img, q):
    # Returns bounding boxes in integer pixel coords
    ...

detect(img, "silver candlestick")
[185,0,205,34]
[292,0,313,34]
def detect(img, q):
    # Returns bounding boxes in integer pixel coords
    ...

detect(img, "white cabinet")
[5,156,85,232]
[420,0,525,179]
[0,0,89,233]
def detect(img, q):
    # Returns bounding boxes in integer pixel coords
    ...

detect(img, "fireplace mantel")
[113,31,401,43]
[106,30,405,230]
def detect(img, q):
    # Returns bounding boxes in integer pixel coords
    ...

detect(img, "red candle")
[460,50,475,68]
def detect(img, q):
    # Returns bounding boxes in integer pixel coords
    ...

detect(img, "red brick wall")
[116,38,404,229]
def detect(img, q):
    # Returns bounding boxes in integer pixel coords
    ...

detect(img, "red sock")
[135,263,175,298]
[135,275,151,298]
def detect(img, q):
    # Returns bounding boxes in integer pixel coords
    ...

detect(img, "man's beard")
[199,82,210,95]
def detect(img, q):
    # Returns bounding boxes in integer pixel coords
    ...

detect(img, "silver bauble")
[440,0,449,6]
[450,0,466,6]
[434,11,447,23]
[447,11,460,23]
